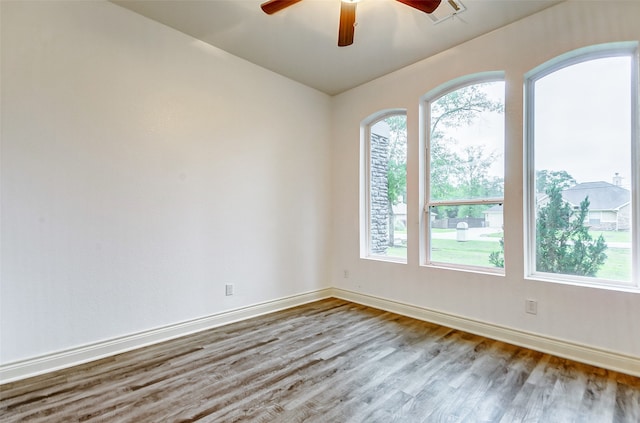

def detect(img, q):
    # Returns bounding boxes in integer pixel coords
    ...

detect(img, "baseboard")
[4,287,638,384]
[330,288,640,377]
[0,288,333,384]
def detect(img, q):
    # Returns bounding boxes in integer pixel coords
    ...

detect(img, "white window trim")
[524,42,640,290]
[421,72,506,272]
[360,109,407,263]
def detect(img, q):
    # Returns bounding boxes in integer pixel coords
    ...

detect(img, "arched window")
[422,73,506,271]
[361,111,407,262]
[525,43,639,288]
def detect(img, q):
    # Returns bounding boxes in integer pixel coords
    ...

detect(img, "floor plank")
[1,298,639,422]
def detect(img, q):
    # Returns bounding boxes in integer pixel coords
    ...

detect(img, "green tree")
[536,170,576,193]
[382,84,504,246]
[430,83,504,218]
[489,184,608,274]
[489,237,504,268]
[453,145,501,218]
[385,115,407,247]
[536,185,607,276]
[430,84,504,136]
[386,115,407,205]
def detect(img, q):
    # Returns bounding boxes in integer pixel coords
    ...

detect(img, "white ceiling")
[113,0,563,95]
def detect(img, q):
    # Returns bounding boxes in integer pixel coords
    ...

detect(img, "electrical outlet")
[525,299,537,315]
[225,284,234,296]
[343,270,349,278]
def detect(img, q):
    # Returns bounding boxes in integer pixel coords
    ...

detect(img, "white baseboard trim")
[330,288,640,378]
[0,288,333,384]
[3,287,638,384]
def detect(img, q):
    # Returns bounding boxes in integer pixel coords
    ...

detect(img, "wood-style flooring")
[1,298,639,422]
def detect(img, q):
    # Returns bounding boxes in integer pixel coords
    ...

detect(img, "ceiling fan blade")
[338,1,357,47]
[260,0,303,15]
[395,0,441,14]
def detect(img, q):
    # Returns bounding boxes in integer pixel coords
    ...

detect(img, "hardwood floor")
[1,298,639,422]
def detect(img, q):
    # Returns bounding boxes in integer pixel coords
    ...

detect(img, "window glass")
[529,55,635,285]
[366,114,407,261]
[429,205,504,268]
[430,82,505,202]
[427,80,505,270]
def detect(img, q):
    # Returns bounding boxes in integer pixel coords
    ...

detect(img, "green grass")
[589,230,631,243]
[387,246,407,259]
[432,239,631,279]
[385,238,631,281]
[594,247,631,281]
[430,239,500,268]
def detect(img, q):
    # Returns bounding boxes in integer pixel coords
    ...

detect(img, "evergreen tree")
[488,237,504,268]
[536,185,607,276]
[536,169,576,193]
[489,184,608,274]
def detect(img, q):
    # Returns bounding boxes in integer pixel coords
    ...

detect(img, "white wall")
[2,0,639,376]
[0,1,331,364]
[331,1,640,358]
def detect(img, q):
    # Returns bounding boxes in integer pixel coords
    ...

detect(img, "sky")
[438,81,505,179]
[534,56,632,188]
[438,56,633,189]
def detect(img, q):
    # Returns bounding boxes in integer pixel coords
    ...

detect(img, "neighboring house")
[485,182,631,231]
[483,204,503,228]
[391,202,407,245]
[558,181,630,231]
[483,194,545,228]
[392,202,407,230]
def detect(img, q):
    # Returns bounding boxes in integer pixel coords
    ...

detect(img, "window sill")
[423,262,505,276]
[362,255,407,265]
[526,273,640,294]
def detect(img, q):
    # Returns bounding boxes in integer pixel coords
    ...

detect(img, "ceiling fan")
[260,0,442,47]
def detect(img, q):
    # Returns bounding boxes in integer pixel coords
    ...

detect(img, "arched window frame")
[360,109,408,263]
[421,72,506,272]
[524,42,640,289]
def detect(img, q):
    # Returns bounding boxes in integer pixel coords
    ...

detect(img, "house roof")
[562,181,630,210]
[486,182,630,214]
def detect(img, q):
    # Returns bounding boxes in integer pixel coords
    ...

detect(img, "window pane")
[430,205,504,268]
[430,82,505,202]
[368,115,407,260]
[533,56,632,283]
[426,79,505,270]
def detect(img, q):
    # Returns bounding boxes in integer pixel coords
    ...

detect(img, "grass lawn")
[589,230,631,243]
[386,239,631,281]
[387,246,407,259]
[595,247,631,281]
[385,241,501,267]
[430,239,501,268]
